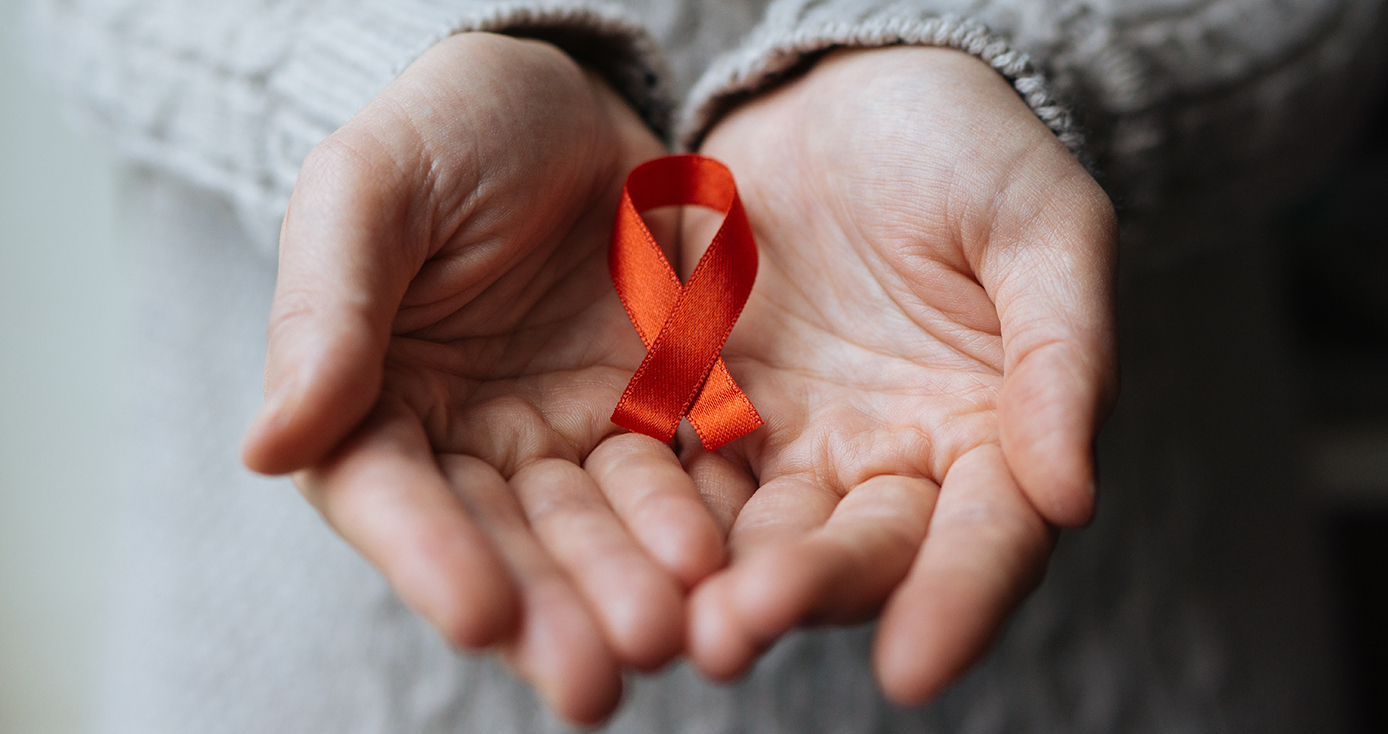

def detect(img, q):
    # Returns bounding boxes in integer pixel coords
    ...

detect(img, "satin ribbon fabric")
[609,154,762,450]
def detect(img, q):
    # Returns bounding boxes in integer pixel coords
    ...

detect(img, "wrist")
[680,14,1081,160]
[701,45,1054,162]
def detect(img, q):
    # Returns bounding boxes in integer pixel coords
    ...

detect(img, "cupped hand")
[680,47,1117,703]
[239,33,723,724]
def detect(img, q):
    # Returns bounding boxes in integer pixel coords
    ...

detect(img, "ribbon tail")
[687,359,762,449]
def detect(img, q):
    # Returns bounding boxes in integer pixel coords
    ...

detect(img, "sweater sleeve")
[680,0,1388,260]
[22,0,673,251]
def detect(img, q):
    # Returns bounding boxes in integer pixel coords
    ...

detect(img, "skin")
[241,35,1116,725]
[680,46,1117,703]
[242,34,711,724]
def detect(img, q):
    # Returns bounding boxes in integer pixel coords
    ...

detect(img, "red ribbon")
[609,154,762,450]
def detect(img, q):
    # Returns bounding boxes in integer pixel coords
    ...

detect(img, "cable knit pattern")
[23,0,672,251]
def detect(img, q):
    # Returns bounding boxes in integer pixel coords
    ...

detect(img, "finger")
[982,168,1117,527]
[873,443,1053,705]
[676,427,759,536]
[297,395,515,650]
[511,458,685,671]
[438,455,623,726]
[242,126,426,475]
[684,474,838,680]
[585,433,725,587]
[687,475,937,680]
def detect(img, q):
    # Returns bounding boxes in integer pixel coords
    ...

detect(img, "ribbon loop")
[609,154,762,450]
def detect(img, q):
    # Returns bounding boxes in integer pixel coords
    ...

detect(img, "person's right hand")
[238,33,722,725]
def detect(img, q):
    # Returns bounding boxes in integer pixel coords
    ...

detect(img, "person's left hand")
[676,47,1118,703]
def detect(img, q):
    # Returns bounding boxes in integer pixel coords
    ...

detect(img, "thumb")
[983,170,1118,527]
[241,134,427,475]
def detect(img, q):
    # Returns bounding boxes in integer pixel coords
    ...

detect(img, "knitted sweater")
[21,1,1387,733]
[25,0,1387,258]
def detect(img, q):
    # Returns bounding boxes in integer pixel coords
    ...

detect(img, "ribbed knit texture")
[678,9,1083,155]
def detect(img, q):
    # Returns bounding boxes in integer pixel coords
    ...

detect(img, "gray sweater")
[26,0,1387,257]
[22,1,1387,732]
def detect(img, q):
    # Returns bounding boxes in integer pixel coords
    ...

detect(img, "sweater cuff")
[255,0,671,248]
[679,9,1084,160]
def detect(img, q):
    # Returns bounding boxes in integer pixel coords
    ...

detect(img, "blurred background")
[1281,99,1388,732]
[1,0,125,731]
[1,3,1387,734]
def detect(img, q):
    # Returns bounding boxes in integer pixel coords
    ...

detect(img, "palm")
[244,34,724,725]
[382,152,646,472]
[724,173,1004,499]
[682,48,1117,703]
[371,174,706,724]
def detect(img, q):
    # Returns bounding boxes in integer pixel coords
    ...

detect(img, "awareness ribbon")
[609,154,762,450]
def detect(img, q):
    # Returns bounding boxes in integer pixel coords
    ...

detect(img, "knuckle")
[265,286,321,341]
[304,132,377,177]
[939,497,1051,561]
